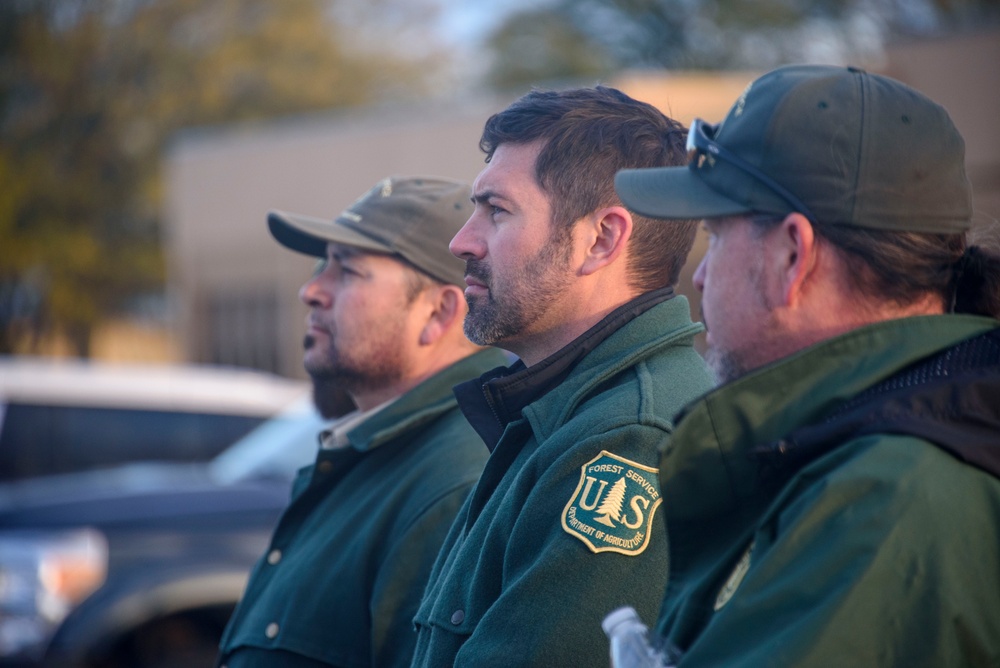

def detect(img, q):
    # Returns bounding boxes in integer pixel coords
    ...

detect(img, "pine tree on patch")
[594,477,626,527]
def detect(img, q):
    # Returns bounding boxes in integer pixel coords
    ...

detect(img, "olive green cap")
[615,65,972,232]
[268,176,472,286]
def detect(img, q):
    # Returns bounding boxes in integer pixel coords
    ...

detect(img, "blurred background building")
[162,72,757,377]
[164,30,1000,377]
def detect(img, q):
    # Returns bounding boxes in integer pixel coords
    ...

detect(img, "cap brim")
[268,210,392,257]
[615,166,751,221]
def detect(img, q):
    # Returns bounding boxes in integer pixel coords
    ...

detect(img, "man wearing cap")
[616,64,1000,665]
[411,87,714,665]
[217,176,508,668]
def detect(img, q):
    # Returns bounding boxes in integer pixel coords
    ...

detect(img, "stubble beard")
[462,236,573,347]
[704,345,751,386]
[302,331,404,399]
[702,266,776,386]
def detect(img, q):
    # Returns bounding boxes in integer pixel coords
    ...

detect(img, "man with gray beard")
[616,64,1000,665]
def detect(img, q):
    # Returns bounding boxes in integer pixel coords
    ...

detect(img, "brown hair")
[480,86,698,291]
[751,216,1000,317]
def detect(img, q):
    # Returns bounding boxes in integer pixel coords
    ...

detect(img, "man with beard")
[615,64,1000,665]
[217,176,508,668]
[410,87,714,666]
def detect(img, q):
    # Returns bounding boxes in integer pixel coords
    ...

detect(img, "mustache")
[465,259,491,285]
[304,319,333,350]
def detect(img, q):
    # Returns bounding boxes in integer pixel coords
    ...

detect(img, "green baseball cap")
[615,65,972,233]
[268,176,473,286]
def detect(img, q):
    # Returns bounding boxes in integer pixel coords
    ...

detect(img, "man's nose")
[449,214,485,261]
[299,274,331,307]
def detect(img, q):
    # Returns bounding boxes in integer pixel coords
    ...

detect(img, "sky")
[434,0,540,46]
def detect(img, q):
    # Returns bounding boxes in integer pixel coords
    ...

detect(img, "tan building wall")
[881,28,1000,231]
[164,33,999,378]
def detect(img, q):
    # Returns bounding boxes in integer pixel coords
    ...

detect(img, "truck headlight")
[0,528,108,660]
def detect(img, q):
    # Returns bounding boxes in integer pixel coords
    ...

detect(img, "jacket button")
[267,549,282,565]
[265,622,279,638]
[317,461,333,474]
[451,610,465,625]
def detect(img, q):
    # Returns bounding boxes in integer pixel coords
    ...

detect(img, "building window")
[206,289,281,374]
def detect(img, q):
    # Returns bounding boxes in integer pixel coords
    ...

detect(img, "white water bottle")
[602,606,675,668]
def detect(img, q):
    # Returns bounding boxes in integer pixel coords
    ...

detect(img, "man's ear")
[772,213,819,308]
[579,206,633,276]
[419,284,464,346]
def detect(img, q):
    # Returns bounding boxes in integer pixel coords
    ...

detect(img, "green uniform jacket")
[412,294,713,667]
[657,315,1000,667]
[217,348,509,668]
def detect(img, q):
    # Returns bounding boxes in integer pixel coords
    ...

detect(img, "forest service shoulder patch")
[561,450,662,556]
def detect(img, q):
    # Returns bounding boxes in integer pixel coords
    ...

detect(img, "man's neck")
[511,293,643,367]
[350,347,479,410]
[453,287,675,452]
[772,291,949,372]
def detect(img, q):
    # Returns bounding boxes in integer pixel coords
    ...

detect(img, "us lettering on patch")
[561,450,662,556]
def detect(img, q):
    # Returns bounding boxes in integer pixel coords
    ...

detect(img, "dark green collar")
[345,347,510,452]
[454,287,676,451]
[662,314,999,520]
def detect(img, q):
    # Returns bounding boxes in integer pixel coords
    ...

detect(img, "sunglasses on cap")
[686,118,816,223]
